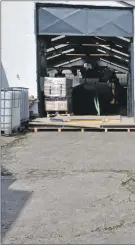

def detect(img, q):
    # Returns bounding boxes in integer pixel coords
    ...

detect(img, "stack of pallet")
[29,115,135,133]
[44,77,73,114]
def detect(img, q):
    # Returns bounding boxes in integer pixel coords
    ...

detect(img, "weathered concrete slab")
[1,132,135,244]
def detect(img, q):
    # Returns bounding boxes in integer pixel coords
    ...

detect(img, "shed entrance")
[36,4,134,117]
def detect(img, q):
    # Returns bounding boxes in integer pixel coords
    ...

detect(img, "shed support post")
[133,8,135,119]
[129,42,134,117]
[37,39,47,117]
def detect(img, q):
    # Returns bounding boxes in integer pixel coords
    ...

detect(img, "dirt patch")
[1,166,13,177]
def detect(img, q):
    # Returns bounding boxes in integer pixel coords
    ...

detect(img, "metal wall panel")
[130,43,134,117]
[38,7,133,36]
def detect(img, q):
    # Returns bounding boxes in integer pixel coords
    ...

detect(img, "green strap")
[94,96,100,116]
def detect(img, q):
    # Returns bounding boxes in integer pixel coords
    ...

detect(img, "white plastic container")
[45,99,67,111]
[1,89,21,135]
[11,87,29,123]
[45,97,72,113]
[44,77,73,97]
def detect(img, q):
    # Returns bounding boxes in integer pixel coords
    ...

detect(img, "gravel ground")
[1,132,135,244]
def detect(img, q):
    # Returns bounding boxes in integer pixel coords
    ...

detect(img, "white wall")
[1,0,132,98]
[1,1,37,96]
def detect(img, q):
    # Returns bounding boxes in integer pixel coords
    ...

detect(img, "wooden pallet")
[102,128,135,133]
[54,115,122,121]
[29,126,135,133]
[47,112,70,118]
[29,116,135,133]
[30,127,102,133]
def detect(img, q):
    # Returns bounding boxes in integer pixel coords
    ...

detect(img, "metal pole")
[130,42,134,117]
[133,7,135,119]
[36,5,47,118]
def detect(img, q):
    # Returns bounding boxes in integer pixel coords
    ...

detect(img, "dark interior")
[37,35,131,117]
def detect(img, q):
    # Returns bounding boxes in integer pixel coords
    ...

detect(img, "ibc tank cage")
[1,88,21,135]
[10,87,29,123]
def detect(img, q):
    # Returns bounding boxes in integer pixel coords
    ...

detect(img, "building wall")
[1,1,37,96]
[1,0,133,98]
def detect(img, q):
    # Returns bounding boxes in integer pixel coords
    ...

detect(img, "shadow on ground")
[1,167,32,240]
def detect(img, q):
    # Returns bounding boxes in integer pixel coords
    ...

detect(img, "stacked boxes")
[44,77,73,113]
[45,98,67,111]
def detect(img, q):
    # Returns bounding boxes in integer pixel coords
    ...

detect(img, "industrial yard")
[1,2,135,136]
[1,132,135,244]
[1,1,135,244]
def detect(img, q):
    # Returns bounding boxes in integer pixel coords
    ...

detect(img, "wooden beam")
[66,53,110,57]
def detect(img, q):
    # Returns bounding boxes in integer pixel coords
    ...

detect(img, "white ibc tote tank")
[1,89,21,135]
[11,87,29,123]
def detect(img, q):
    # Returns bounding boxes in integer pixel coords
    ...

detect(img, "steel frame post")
[133,7,135,119]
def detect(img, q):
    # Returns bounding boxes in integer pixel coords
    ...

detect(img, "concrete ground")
[1,132,135,244]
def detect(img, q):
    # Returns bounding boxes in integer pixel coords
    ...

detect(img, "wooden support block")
[81,128,84,132]
[104,119,109,122]
[127,128,130,133]
[34,128,38,133]
[105,128,108,133]
[58,128,61,133]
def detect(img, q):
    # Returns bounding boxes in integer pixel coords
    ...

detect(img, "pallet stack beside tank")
[44,77,73,116]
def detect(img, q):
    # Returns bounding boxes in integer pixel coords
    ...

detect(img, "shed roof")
[39,1,132,73]
[38,1,133,7]
[45,35,130,73]
[121,1,135,6]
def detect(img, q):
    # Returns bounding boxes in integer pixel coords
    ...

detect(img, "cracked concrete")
[1,132,135,244]
[91,220,125,233]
